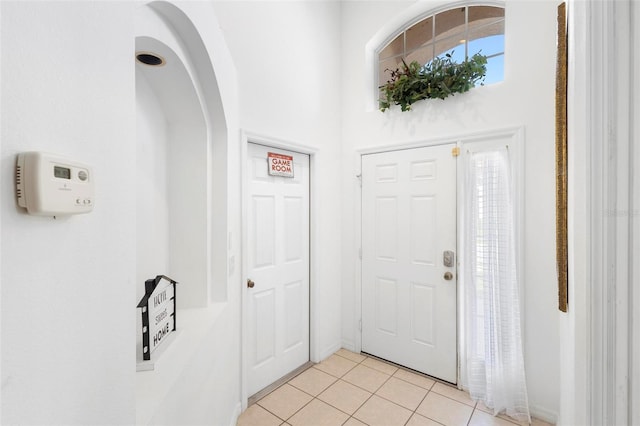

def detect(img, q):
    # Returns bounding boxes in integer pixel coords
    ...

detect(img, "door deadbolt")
[247,279,255,288]
[443,250,455,267]
[444,272,454,281]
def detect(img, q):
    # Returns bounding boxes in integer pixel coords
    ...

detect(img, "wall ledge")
[135,302,228,425]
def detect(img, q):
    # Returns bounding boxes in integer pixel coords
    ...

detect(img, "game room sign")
[137,275,177,360]
[267,152,294,178]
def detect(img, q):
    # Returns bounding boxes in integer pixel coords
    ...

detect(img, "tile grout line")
[254,402,287,425]
[337,363,396,426]
[352,372,391,423]
[345,389,377,425]
[277,391,315,424]
[350,364,408,425]
[283,352,368,425]
[317,379,372,417]
[401,384,431,426]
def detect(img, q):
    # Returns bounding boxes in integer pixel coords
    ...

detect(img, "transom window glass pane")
[380,35,403,60]
[379,55,404,86]
[406,17,433,52]
[436,37,465,63]
[468,31,504,58]
[434,37,465,62]
[468,6,504,25]
[434,8,466,40]
[405,46,434,72]
[377,5,505,91]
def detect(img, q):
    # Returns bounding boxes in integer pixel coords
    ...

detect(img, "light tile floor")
[237,349,555,426]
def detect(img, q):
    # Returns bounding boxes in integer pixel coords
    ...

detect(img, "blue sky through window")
[468,34,504,58]
[433,33,504,86]
[484,54,504,85]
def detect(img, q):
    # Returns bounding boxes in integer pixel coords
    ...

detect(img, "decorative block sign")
[137,275,177,361]
[267,152,294,178]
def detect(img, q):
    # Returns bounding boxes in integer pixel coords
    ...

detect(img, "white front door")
[246,143,310,396]
[361,144,457,383]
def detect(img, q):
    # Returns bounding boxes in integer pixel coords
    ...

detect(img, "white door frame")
[240,131,318,410]
[354,127,524,385]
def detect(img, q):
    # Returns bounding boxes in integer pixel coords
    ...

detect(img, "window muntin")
[378,5,505,87]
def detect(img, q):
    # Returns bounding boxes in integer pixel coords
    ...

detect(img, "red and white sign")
[268,152,294,178]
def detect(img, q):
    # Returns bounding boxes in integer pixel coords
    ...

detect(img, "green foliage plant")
[379,51,488,112]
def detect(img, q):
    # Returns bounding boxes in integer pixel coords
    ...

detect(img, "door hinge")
[452,147,460,157]
[358,319,362,331]
[356,174,362,187]
[358,248,362,260]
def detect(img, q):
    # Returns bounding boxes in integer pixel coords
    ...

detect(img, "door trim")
[353,126,525,386]
[240,131,318,410]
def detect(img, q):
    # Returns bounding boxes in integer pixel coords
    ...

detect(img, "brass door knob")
[444,272,453,281]
[247,279,255,288]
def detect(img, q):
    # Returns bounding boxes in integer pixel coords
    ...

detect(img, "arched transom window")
[378,5,505,88]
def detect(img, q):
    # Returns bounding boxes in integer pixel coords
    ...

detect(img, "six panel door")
[246,143,310,396]
[361,144,457,383]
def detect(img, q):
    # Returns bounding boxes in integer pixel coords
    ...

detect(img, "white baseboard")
[229,402,242,426]
[530,404,558,425]
[341,339,356,352]
[319,341,343,361]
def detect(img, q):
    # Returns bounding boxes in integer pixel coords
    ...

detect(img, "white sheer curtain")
[462,147,531,423]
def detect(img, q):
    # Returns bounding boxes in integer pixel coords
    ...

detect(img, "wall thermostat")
[16,152,94,216]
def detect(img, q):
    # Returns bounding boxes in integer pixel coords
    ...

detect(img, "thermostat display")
[54,166,71,180]
[16,152,94,216]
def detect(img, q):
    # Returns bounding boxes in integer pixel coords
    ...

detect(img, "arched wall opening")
[136,36,209,310]
[146,1,231,306]
[135,1,229,314]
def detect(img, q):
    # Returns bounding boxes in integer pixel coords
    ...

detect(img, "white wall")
[137,70,171,296]
[340,0,560,421]
[136,53,211,353]
[212,1,344,360]
[1,2,136,424]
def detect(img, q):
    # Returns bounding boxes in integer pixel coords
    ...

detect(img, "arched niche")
[135,0,231,312]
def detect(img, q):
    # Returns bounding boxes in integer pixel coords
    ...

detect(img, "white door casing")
[361,144,457,383]
[246,143,310,396]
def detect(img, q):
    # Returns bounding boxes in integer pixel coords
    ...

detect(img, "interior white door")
[361,144,457,383]
[246,143,310,396]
